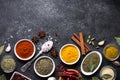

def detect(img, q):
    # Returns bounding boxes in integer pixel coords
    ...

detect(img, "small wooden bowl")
[59,69,83,80]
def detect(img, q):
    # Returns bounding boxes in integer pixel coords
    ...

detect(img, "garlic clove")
[98,40,105,46]
[47,77,56,80]
[113,61,120,66]
[5,43,11,52]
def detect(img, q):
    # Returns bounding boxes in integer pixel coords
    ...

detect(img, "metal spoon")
[21,40,53,72]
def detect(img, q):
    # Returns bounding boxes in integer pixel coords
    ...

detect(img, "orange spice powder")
[16,40,34,59]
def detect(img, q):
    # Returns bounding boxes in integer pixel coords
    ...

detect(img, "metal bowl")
[100,66,117,80]
[103,44,120,61]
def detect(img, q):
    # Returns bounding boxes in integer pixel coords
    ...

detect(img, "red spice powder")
[16,40,34,59]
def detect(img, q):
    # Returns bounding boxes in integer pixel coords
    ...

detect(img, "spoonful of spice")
[21,40,53,72]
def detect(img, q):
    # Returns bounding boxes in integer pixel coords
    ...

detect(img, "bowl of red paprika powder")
[14,39,36,61]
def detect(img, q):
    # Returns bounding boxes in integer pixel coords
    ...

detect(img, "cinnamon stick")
[71,33,91,55]
[73,33,90,51]
[79,32,85,55]
[71,36,88,52]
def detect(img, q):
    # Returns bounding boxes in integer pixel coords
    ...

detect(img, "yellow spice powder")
[105,45,119,59]
[61,45,79,63]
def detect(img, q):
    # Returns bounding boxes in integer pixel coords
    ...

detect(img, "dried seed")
[89,41,92,45]
[87,39,89,43]
[32,36,39,43]
[91,41,95,46]
[91,38,95,41]
[96,46,99,49]
[51,50,58,57]
[88,35,91,39]
[38,31,46,38]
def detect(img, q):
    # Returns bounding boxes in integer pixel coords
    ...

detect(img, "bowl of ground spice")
[14,39,36,61]
[81,51,102,76]
[103,44,119,61]
[59,44,80,65]
[34,56,55,77]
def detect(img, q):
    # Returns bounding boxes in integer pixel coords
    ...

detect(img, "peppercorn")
[51,50,58,57]
[32,36,39,43]
[38,31,46,38]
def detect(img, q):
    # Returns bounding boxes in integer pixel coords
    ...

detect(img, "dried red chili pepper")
[67,78,70,80]
[62,71,78,76]
[60,73,78,80]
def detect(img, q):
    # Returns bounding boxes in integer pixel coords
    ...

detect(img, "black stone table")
[0,0,120,80]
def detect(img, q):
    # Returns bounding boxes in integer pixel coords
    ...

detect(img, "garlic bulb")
[98,40,105,46]
[113,61,120,66]
[47,77,56,80]
[5,43,11,52]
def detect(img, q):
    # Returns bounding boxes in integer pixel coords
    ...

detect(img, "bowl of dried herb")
[34,56,55,77]
[81,51,102,76]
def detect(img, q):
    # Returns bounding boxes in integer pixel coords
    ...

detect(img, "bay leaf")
[115,37,120,45]
[87,59,94,72]
[92,76,99,80]
[0,45,4,55]
[0,74,7,80]
[102,74,112,79]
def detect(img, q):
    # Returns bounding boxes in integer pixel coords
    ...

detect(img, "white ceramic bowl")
[14,39,36,61]
[34,56,55,77]
[81,51,102,76]
[59,44,80,65]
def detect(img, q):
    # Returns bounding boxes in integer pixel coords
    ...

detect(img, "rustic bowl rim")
[59,44,80,65]
[10,71,31,80]
[103,44,120,61]
[14,39,36,61]
[34,56,55,77]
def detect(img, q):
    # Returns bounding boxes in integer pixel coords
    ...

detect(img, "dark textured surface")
[0,0,120,80]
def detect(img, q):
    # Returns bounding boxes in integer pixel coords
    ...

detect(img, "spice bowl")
[59,44,80,65]
[10,71,31,80]
[81,51,102,76]
[99,66,117,80]
[34,56,55,77]
[1,55,16,73]
[14,39,36,61]
[103,44,120,61]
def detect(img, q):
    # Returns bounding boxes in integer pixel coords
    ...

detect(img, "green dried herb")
[115,37,120,45]
[87,39,89,43]
[87,59,94,72]
[88,35,91,39]
[0,74,7,80]
[102,74,112,79]
[89,41,92,45]
[91,38,95,41]
[0,45,4,55]
[92,76,99,80]
[96,46,99,49]
[92,41,95,46]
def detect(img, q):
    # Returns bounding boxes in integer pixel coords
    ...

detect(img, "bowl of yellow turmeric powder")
[59,44,80,65]
[103,44,119,61]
